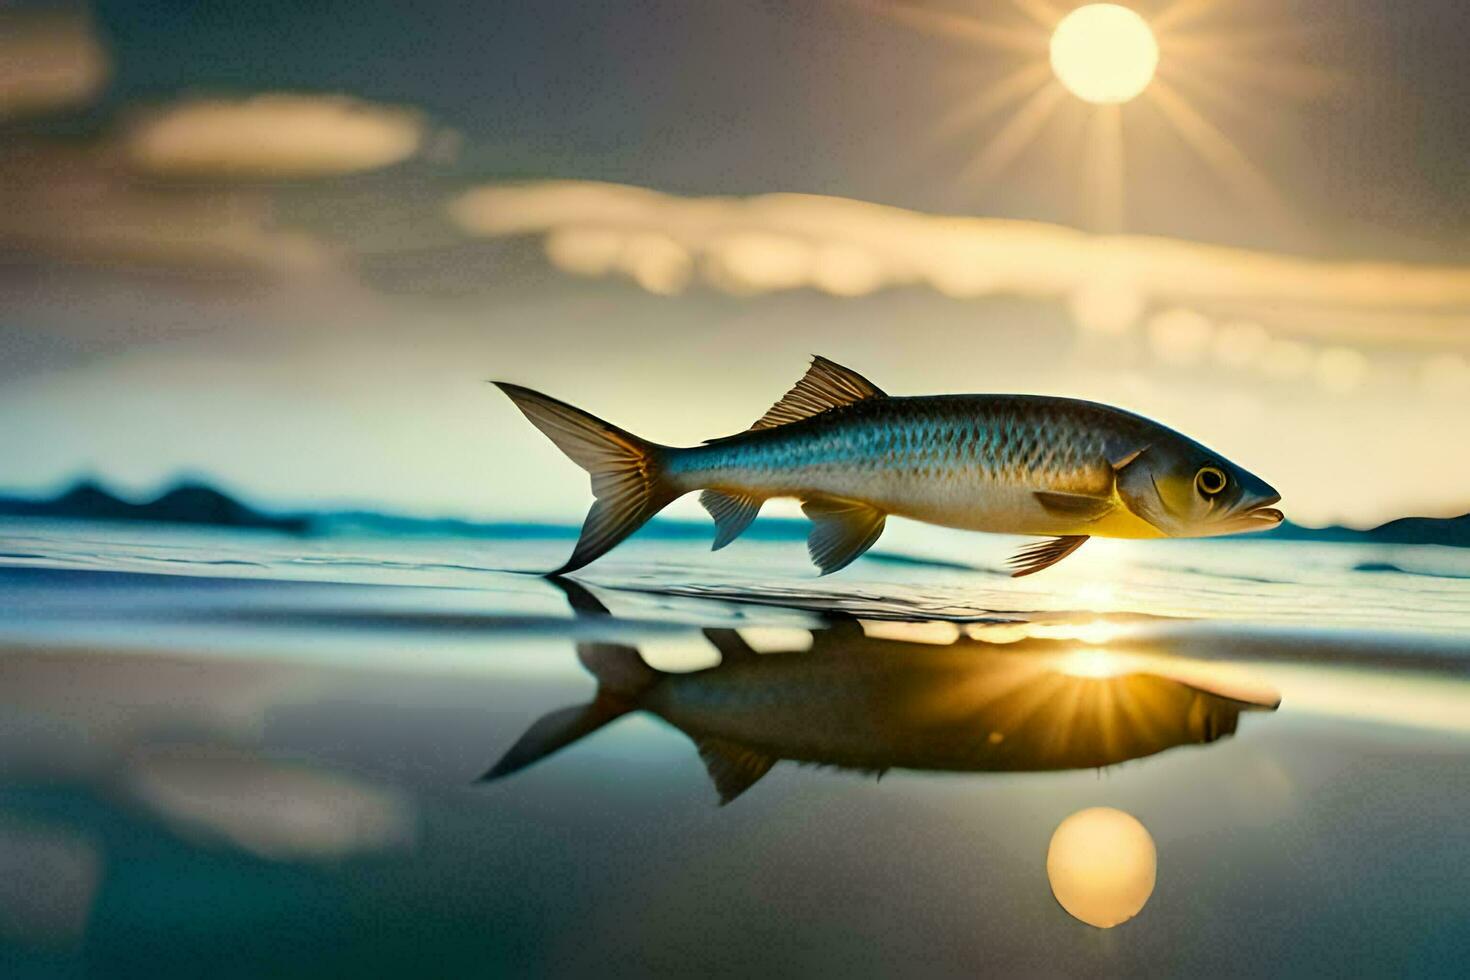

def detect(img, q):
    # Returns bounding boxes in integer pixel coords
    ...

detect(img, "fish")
[495,355,1283,577]
[482,580,1280,805]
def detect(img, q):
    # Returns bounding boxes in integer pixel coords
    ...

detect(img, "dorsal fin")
[749,355,887,431]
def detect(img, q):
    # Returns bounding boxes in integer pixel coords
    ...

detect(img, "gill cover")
[1114,436,1280,538]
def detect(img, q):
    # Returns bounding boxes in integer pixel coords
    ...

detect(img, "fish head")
[1115,438,1282,538]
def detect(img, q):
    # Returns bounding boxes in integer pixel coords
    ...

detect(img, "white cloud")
[125,94,424,179]
[447,180,1470,351]
[1146,308,1213,365]
[1212,320,1270,370]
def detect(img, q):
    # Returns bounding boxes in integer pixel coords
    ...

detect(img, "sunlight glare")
[1058,648,1126,678]
[1074,582,1116,612]
[1049,5,1159,105]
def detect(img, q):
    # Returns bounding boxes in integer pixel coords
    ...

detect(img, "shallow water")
[0,517,1468,977]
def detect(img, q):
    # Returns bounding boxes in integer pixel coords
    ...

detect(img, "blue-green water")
[0,518,1468,977]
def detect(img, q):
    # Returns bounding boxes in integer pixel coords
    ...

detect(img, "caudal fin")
[495,383,678,574]
[480,692,632,781]
[480,637,660,782]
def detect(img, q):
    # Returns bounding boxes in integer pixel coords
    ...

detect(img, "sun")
[1049,4,1159,105]
[849,0,1331,224]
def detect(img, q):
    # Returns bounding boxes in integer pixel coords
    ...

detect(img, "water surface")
[0,518,1467,977]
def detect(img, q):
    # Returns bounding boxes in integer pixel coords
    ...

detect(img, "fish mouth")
[1233,494,1284,531]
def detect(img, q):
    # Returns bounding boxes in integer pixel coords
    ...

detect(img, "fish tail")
[478,690,632,782]
[494,383,678,574]
[480,638,658,782]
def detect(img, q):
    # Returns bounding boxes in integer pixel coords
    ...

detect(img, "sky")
[2,0,1469,527]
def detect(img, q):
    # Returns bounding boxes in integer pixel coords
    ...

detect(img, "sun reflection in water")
[1057,648,1128,679]
[1047,807,1157,928]
[965,619,1130,645]
[1030,619,1127,645]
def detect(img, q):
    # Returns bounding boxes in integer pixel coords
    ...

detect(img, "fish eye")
[1195,466,1228,497]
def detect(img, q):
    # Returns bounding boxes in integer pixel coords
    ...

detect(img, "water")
[0,517,1468,977]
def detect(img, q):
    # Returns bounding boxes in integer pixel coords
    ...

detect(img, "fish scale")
[671,395,1130,533]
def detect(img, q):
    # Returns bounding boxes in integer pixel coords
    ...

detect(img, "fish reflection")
[485,581,1279,804]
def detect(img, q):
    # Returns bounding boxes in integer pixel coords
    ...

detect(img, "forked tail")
[494,383,678,574]
[479,638,661,782]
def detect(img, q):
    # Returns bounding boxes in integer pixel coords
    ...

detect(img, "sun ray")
[1158,24,1332,51]
[1151,0,1229,35]
[960,80,1067,185]
[1043,678,1089,760]
[1082,103,1124,233]
[926,61,1053,152]
[1161,38,1344,100]
[835,0,1046,55]
[1009,0,1063,31]
[1155,60,1260,124]
[1147,78,1283,215]
[1093,680,1121,761]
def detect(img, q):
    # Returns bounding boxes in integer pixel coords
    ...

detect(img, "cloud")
[447,180,1470,349]
[125,94,425,179]
[0,10,109,120]
[0,140,334,278]
[447,179,1470,396]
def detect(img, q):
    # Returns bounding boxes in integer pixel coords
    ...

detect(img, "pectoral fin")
[1109,443,1149,471]
[700,489,763,550]
[696,737,777,805]
[1008,535,1089,577]
[802,497,886,575]
[1033,490,1114,522]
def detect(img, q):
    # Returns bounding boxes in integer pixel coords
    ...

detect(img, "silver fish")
[483,582,1279,805]
[496,355,1283,576]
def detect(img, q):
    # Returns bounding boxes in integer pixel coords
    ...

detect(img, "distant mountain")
[1270,514,1470,548]
[1364,514,1470,548]
[1264,520,1365,545]
[0,479,804,540]
[1,478,1468,549]
[0,480,309,533]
